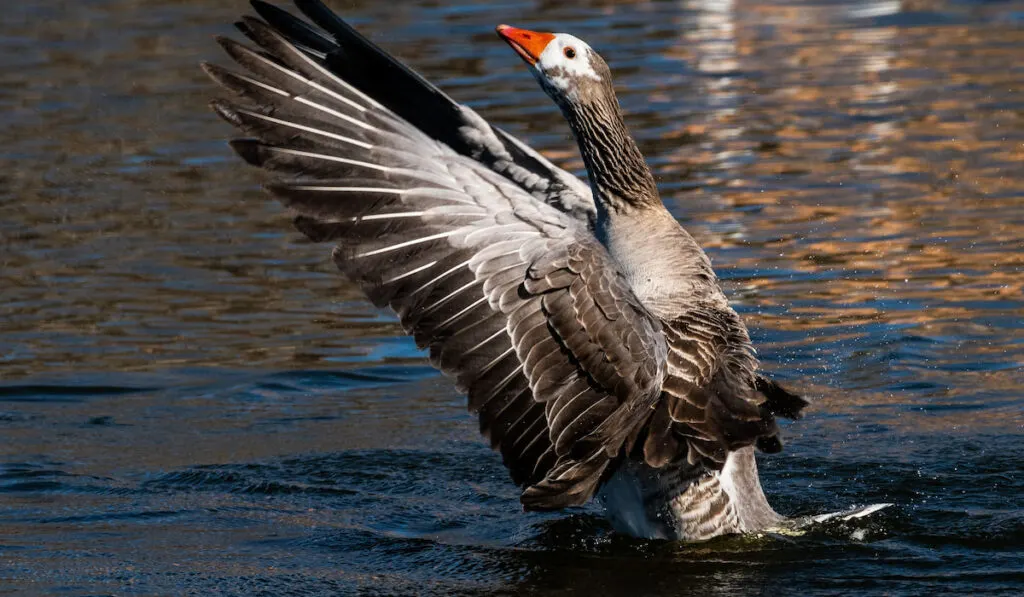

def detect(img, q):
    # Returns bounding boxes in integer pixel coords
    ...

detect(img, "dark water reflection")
[1,0,1021,594]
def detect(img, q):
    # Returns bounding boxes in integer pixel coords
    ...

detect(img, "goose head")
[496,24,612,111]
[496,24,661,212]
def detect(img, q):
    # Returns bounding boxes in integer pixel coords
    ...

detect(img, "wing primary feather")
[216,105,373,148]
[202,62,290,97]
[475,345,516,378]
[433,295,489,331]
[476,364,524,407]
[465,327,509,356]
[408,258,471,297]
[256,146,388,172]
[291,95,378,131]
[351,211,424,220]
[248,145,459,189]
[418,278,481,316]
[215,34,368,113]
[283,185,402,194]
[293,0,462,136]
[250,0,336,52]
[244,18,382,110]
[383,260,438,284]
[353,230,457,258]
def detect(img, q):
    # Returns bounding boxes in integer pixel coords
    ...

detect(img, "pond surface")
[1,0,1022,594]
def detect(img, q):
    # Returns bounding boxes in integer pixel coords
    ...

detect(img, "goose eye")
[563,47,576,59]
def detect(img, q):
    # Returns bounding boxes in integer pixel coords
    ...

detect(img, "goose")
[204,0,812,541]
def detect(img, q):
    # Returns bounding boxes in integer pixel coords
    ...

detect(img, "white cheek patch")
[537,34,602,84]
[548,75,570,92]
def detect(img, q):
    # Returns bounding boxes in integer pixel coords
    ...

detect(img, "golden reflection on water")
[0,0,1021,433]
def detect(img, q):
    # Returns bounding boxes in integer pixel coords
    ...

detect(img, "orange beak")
[496,24,555,66]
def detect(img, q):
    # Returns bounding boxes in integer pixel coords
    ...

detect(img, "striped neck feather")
[562,84,662,216]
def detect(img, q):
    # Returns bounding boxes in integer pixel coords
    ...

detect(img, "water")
[1,0,1021,594]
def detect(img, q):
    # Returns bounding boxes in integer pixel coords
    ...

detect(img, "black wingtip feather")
[250,0,336,54]
[756,434,783,453]
[228,139,264,167]
[233,20,254,37]
[290,0,468,150]
[293,0,356,39]
[755,376,809,420]
[294,214,336,242]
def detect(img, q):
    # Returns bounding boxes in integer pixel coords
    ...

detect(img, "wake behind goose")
[203,0,886,541]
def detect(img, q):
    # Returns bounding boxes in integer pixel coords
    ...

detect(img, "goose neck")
[563,93,661,216]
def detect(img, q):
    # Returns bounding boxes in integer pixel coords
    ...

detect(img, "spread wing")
[247,0,596,225]
[205,6,666,509]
